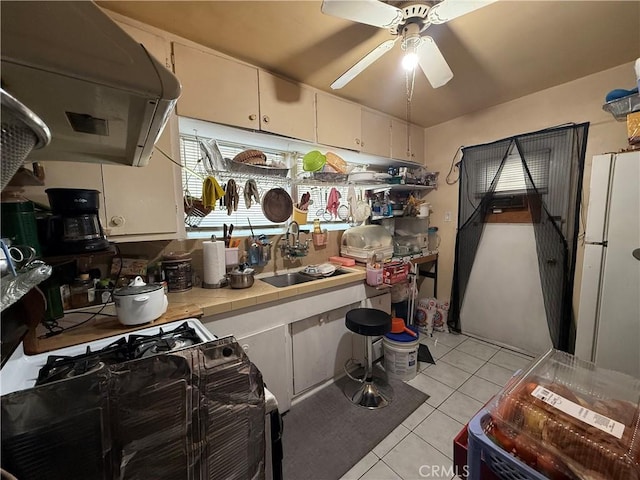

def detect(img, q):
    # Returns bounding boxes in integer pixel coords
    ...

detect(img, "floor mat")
[282,370,428,480]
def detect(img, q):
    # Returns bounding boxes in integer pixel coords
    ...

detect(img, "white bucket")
[383,334,419,381]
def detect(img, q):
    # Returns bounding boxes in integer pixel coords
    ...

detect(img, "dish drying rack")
[181,134,293,227]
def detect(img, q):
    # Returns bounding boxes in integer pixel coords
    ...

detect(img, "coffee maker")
[41,188,109,255]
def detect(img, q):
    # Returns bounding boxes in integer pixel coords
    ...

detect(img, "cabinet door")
[172,42,259,129]
[101,115,180,237]
[410,124,425,164]
[361,109,391,158]
[291,303,357,395]
[258,71,315,142]
[238,325,291,413]
[116,21,171,70]
[316,93,362,151]
[391,118,411,162]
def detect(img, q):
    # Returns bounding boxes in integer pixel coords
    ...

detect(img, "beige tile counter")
[167,267,366,317]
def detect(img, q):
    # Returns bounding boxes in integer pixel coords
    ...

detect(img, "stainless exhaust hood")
[0,1,181,167]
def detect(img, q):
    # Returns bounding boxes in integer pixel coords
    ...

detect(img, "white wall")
[424,61,635,318]
[460,224,552,355]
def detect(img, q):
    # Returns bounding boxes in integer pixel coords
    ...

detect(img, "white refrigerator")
[576,151,640,378]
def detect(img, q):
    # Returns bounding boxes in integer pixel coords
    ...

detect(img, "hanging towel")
[202,176,225,209]
[224,179,239,216]
[346,185,357,219]
[327,187,341,218]
[244,179,260,209]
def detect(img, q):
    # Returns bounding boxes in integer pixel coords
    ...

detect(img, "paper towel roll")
[203,240,226,288]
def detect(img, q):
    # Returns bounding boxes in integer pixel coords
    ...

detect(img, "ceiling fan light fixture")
[402,51,419,71]
[401,27,421,72]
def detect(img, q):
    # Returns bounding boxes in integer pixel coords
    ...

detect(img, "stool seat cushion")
[346,308,392,336]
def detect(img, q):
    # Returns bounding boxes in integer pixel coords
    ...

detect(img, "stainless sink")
[260,269,349,288]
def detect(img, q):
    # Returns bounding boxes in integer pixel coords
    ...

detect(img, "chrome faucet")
[280,221,311,260]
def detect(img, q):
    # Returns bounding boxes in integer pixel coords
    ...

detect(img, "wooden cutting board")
[23,302,203,355]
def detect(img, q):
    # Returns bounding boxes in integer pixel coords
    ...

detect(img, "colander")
[1,88,51,190]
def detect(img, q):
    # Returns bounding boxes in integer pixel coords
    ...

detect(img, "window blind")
[180,134,292,230]
[475,150,550,196]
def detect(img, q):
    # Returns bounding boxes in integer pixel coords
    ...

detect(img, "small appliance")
[42,188,109,255]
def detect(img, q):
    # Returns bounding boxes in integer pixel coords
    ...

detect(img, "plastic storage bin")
[467,409,548,480]
[340,224,394,263]
[474,349,640,480]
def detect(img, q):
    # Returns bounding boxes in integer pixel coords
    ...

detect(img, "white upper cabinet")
[391,118,411,162]
[410,123,425,165]
[172,42,260,129]
[392,118,424,164]
[102,114,181,238]
[258,71,316,142]
[361,109,391,158]
[316,93,362,151]
[117,21,171,70]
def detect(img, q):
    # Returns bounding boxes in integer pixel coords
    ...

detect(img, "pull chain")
[405,68,416,153]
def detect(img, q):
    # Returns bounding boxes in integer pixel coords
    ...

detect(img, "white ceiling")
[99,1,640,127]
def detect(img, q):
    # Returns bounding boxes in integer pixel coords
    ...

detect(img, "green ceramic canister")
[1,196,42,256]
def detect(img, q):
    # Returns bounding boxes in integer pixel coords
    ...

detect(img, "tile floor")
[339,331,534,480]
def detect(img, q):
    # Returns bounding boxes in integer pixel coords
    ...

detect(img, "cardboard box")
[382,260,409,285]
[628,111,640,145]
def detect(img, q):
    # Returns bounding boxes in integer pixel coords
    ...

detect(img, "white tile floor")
[340,331,534,480]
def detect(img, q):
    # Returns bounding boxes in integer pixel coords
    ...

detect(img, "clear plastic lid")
[341,225,392,249]
[487,349,640,479]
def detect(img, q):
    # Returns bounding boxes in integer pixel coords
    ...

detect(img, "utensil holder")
[366,266,383,287]
[224,247,239,267]
[312,231,327,247]
[293,206,308,225]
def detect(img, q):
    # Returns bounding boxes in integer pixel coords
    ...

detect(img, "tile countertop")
[167,267,367,317]
[23,267,366,355]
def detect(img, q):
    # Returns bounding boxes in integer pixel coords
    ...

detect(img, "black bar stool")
[343,308,393,409]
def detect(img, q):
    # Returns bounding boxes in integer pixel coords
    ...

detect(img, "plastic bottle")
[313,218,321,234]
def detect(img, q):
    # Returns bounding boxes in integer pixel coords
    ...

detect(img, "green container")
[1,199,41,256]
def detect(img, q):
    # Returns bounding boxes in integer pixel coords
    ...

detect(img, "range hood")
[0,1,181,167]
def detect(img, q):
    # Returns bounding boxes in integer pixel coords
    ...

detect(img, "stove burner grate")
[35,322,204,386]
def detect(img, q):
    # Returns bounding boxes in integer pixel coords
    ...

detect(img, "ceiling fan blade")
[417,37,453,89]
[321,0,403,29]
[331,39,397,90]
[427,0,497,24]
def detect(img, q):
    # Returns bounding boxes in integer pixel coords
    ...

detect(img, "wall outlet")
[444,211,452,222]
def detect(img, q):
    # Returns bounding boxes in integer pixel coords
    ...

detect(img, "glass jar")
[427,227,440,253]
[70,274,94,309]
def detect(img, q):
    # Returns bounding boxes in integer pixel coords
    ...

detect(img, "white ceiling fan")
[321,0,496,89]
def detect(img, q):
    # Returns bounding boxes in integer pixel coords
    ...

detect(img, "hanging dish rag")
[202,176,225,210]
[327,187,341,218]
[346,185,357,219]
[244,179,260,209]
[224,179,239,216]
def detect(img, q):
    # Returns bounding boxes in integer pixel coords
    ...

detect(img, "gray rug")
[282,371,429,480]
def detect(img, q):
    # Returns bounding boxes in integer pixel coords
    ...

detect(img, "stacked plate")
[302,263,336,278]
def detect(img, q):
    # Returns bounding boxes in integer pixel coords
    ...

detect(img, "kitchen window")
[475,149,550,197]
[180,134,364,234]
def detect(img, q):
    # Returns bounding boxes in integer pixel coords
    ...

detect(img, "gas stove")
[1,318,215,396]
[0,318,282,480]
